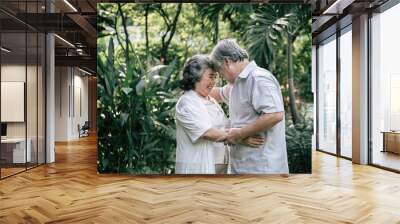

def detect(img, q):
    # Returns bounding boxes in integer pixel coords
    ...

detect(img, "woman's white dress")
[175,90,227,174]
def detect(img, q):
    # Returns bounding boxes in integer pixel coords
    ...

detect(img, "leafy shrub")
[97,37,180,174]
[285,106,312,173]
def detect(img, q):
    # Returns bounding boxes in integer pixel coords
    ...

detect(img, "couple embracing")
[175,39,288,175]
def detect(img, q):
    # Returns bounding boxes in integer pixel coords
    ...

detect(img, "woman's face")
[194,68,217,98]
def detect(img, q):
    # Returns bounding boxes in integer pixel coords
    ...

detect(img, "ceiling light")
[63,0,78,12]
[78,67,92,76]
[54,34,75,48]
[76,48,84,55]
[1,47,11,53]
[322,0,354,15]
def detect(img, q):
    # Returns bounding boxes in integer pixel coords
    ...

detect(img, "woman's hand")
[216,133,228,142]
[239,135,265,148]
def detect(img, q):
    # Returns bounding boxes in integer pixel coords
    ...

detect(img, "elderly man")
[209,39,289,174]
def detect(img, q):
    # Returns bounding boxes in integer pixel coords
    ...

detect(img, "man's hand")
[226,128,265,147]
[240,135,264,148]
[226,128,245,145]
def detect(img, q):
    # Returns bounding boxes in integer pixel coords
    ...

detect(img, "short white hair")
[210,39,249,67]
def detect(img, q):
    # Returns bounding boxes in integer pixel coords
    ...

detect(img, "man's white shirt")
[220,61,289,174]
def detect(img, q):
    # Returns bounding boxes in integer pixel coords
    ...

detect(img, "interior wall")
[1,64,37,138]
[55,66,89,141]
[55,66,69,141]
[70,71,89,138]
[1,63,45,167]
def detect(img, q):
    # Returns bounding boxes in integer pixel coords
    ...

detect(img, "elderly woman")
[175,55,263,174]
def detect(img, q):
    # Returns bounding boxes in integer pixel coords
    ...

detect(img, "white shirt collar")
[238,60,257,79]
[187,90,209,103]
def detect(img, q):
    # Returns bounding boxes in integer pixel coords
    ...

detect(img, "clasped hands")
[217,128,264,148]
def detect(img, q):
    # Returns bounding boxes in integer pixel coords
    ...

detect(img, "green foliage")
[245,5,291,71]
[293,35,313,102]
[97,3,312,174]
[98,34,180,174]
[285,106,313,173]
[244,4,312,105]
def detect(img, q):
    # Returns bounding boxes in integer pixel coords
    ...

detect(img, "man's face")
[217,59,235,84]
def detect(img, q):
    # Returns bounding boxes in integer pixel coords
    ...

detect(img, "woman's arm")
[201,128,227,142]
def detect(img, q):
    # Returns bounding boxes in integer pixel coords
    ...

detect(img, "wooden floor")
[1,136,400,223]
[0,167,26,178]
[1,163,45,178]
[372,150,400,171]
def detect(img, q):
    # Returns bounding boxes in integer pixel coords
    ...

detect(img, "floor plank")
[0,135,400,223]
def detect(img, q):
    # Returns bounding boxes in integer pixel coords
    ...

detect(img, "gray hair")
[180,55,216,91]
[210,39,249,67]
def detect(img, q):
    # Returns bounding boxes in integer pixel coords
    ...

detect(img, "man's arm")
[210,85,232,104]
[227,112,284,144]
[209,87,223,103]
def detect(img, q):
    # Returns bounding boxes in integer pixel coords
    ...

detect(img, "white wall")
[1,65,26,140]
[1,65,37,137]
[71,72,89,138]
[55,66,69,141]
[1,65,26,127]
[55,67,89,141]
[1,63,46,164]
